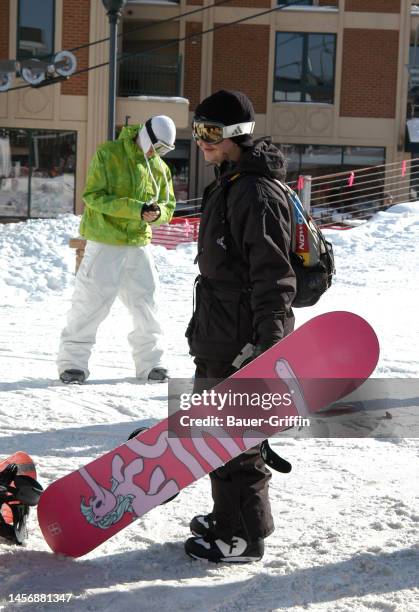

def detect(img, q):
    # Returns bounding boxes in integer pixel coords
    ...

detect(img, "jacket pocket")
[78,241,104,279]
[186,277,253,360]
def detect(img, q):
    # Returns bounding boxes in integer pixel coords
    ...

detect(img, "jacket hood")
[117,124,142,140]
[235,137,286,181]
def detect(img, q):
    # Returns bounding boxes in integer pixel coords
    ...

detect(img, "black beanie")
[194,90,255,147]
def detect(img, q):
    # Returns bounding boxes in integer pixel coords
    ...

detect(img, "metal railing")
[118,53,182,97]
[288,158,419,225]
[174,158,419,224]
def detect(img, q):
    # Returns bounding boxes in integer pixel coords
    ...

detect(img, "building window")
[408,44,419,117]
[0,130,29,217]
[120,19,181,97]
[277,1,338,8]
[119,54,182,97]
[17,0,55,61]
[0,128,76,219]
[280,143,385,183]
[164,140,191,211]
[278,1,313,6]
[280,143,386,218]
[274,32,336,103]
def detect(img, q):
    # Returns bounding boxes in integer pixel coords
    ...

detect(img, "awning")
[406,118,419,153]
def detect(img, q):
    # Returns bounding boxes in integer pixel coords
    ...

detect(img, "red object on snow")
[151,217,200,249]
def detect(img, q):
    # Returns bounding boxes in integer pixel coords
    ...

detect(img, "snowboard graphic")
[38,311,380,558]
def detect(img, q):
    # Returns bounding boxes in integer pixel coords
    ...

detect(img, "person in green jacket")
[57,116,176,384]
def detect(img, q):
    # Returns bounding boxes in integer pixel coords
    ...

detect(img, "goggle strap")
[222,121,255,138]
[145,118,158,145]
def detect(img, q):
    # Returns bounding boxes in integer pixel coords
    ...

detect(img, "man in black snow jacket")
[184,90,297,563]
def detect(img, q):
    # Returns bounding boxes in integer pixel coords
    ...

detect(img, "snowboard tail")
[38,311,380,557]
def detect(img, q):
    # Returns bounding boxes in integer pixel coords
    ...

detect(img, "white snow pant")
[57,241,165,379]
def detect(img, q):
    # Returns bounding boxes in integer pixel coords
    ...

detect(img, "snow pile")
[0,214,79,303]
[325,203,419,287]
[0,202,418,611]
[306,203,419,376]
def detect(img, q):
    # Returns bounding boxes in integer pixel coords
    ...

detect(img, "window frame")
[0,127,77,220]
[279,143,386,181]
[273,31,337,104]
[163,138,191,209]
[277,1,338,8]
[278,1,314,6]
[16,0,56,62]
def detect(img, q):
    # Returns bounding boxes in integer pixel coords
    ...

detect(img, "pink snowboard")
[38,311,379,557]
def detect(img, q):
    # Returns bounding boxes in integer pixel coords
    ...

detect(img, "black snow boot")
[185,532,264,563]
[59,369,86,384]
[189,513,217,537]
[147,367,169,382]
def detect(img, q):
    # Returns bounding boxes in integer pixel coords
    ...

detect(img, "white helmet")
[137,115,176,157]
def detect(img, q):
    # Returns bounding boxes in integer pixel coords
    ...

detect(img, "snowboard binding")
[0,463,43,545]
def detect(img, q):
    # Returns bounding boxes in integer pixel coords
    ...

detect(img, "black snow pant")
[193,358,274,542]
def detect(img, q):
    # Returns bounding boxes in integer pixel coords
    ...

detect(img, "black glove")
[141,202,161,220]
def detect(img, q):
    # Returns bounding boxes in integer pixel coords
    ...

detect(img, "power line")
[69,0,237,54]
[3,0,308,93]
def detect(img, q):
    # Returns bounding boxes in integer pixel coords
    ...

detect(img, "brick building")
[1,0,418,218]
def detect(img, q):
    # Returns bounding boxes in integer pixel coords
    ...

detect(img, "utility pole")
[102,0,127,140]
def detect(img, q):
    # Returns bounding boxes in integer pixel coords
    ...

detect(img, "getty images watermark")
[168,377,313,438]
[167,378,419,439]
[177,387,310,431]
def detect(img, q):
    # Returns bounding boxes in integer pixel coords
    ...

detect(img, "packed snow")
[0,203,418,611]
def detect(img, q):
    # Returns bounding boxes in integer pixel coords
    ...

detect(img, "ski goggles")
[192,119,255,144]
[145,118,175,157]
[153,140,175,157]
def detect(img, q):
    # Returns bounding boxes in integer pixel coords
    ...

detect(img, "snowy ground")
[0,204,418,611]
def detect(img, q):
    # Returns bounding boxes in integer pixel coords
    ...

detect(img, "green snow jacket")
[79,124,176,246]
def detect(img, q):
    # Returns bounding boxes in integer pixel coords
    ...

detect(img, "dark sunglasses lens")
[193,123,223,143]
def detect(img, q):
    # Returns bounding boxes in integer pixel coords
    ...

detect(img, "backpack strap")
[220,172,309,256]
[270,180,317,239]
